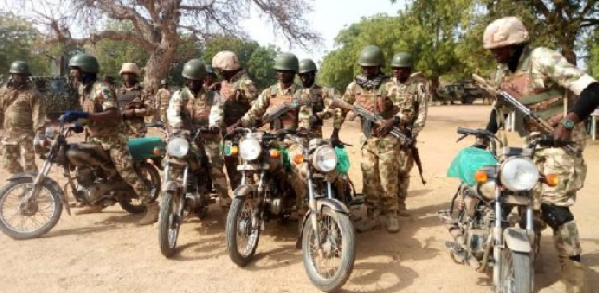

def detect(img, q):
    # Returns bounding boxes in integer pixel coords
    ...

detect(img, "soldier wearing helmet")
[222,52,308,216]
[167,58,229,208]
[0,61,46,174]
[156,79,171,122]
[334,45,408,233]
[64,54,156,223]
[211,50,258,191]
[483,17,598,292]
[297,58,340,140]
[387,51,430,217]
[118,63,154,138]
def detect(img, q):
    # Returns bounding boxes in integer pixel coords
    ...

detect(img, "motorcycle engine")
[76,167,96,188]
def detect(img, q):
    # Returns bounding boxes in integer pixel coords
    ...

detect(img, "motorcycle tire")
[226,196,260,267]
[302,206,355,292]
[500,249,533,293]
[0,178,63,239]
[159,191,181,257]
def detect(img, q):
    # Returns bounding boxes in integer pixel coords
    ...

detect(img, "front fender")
[316,197,350,215]
[7,172,69,215]
[503,227,531,253]
[233,184,258,198]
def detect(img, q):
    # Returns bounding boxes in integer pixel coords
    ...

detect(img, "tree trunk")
[430,75,441,102]
[143,45,176,94]
[560,41,577,65]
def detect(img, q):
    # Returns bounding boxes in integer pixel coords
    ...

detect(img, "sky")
[242,0,406,63]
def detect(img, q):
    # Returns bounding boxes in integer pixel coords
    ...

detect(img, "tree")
[202,36,259,68]
[246,44,279,89]
[7,0,320,92]
[0,12,50,76]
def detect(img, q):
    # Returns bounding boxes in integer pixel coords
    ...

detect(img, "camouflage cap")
[119,63,140,75]
[212,50,241,71]
[358,45,384,67]
[9,61,31,75]
[273,52,299,71]
[181,58,206,80]
[391,52,412,68]
[483,17,529,50]
[298,59,317,74]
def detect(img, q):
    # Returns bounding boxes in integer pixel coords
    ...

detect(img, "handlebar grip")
[456,127,475,135]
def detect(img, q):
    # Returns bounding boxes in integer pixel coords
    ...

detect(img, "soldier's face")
[122,73,136,83]
[10,74,28,85]
[490,47,511,64]
[298,71,315,87]
[277,70,296,85]
[361,66,380,79]
[204,74,215,85]
[186,78,203,92]
[70,68,83,81]
[392,67,411,82]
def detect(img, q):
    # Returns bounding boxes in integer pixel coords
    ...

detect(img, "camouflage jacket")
[386,72,429,136]
[298,84,340,131]
[156,88,172,122]
[168,87,222,131]
[0,82,46,136]
[219,71,258,127]
[79,80,124,137]
[118,82,154,116]
[238,82,304,129]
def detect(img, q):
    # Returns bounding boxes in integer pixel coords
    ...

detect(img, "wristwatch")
[560,118,575,130]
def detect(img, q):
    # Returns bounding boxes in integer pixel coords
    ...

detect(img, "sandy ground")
[0,105,597,293]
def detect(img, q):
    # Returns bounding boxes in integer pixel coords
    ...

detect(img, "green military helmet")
[273,52,299,71]
[298,58,317,74]
[181,58,207,80]
[358,45,384,67]
[68,54,99,73]
[391,52,413,68]
[9,61,31,75]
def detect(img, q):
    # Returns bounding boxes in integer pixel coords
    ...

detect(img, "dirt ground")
[0,105,597,293]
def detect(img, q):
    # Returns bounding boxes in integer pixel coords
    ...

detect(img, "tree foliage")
[0,12,50,76]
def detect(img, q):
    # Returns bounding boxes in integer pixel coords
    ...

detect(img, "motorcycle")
[438,127,561,293]
[158,125,219,257]
[0,122,164,239]
[223,127,355,292]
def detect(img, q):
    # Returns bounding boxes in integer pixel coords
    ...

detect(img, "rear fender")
[503,227,531,253]
[7,172,69,215]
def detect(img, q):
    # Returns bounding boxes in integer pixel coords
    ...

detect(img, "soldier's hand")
[226,122,240,135]
[553,124,573,142]
[296,127,309,136]
[379,117,398,135]
[308,115,322,128]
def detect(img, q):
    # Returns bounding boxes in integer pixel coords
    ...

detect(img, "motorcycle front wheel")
[226,196,260,267]
[302,206,355,292]
[499,249,533,293]
[159,191,182,257]
[0,178,63,239]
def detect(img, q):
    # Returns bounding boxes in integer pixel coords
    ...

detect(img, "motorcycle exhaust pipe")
[445,223,481,268]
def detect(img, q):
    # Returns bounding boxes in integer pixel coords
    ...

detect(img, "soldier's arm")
[31,90,46,134]
[239,89,270,127]
[297,90,312,129]
[88,85,120,122]
[412,81,429,135]
[137,89,155,117]
[334,83,356,129]
[319,88,338,120]
[166,91,183,128]
[209,93,224,128]
[240,79,259,103]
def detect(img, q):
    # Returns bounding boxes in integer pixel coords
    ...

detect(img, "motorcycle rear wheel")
[0,178,63,239]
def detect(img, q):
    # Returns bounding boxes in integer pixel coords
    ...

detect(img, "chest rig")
[220,76,251,127]
[266,84,300,130]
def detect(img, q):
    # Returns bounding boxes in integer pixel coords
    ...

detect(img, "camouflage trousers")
[88,134,151,203]
[361,137,400,213]
[396,146,413,210]
[204,139,229,199]
[124,119,147,138]
[282,141,308,214]
[1,132,37,175]
[535,146,586,257]
[224,156,242,191]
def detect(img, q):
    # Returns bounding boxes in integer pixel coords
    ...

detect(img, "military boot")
[139,202,159,225]
[540,256,587,293]
[397,208,411,217]
[355,208,380,232]
[386,212,400,233]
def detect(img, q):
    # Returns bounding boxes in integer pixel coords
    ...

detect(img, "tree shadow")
[44,223,120,238]
[245,244,301,271]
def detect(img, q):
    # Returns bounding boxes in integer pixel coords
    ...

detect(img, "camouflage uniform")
[236,82,308,204]
[79,81,151,203]
[118,83,154,138]
[336,77,407,216]
[167,86,229,201]
[387,73,429,212]
[298,85,340,140]
[218,70,257,190]
[156,88,171,122]
[0,81,45,174]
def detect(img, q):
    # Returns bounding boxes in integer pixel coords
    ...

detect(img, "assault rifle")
[261,102,299,130]
[472,74,577,153]
[330,97,426,184]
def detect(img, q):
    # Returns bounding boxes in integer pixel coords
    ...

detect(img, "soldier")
[166,59,230,208]
[203,65,219,91]
[118,63,154,138]
[388,52,429,217]
[335,45,408,233]
[483,17,598,292]
[211,50,258,190]
[224,52,307,216]
[63,54,157,224]
[0,61,46,175]
[297,58,340,140]
[156,79,171,122]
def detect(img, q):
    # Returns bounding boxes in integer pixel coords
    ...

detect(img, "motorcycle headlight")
[312,146,337,172]
[239,139,261,160]
[500,157,539,191]
[167,137,189,158]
